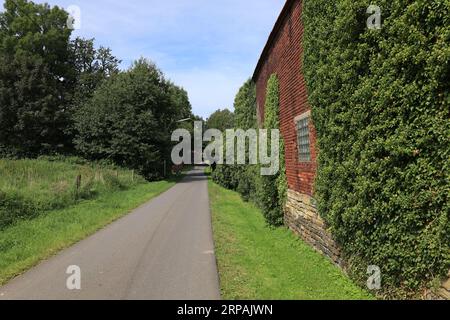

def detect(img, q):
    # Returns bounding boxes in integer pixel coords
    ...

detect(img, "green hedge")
[212,76,287,226]
[303,0,449,297]
[257,74,287,226]
[211,80,256,198]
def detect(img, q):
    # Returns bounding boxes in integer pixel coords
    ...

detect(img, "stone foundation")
[284,189,342,267]
[438,274,450,300]
[285,189,450,300]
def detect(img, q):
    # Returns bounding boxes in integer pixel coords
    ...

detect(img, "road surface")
[0,168,221,300]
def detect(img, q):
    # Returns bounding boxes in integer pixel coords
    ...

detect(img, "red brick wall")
[254,0,316,196]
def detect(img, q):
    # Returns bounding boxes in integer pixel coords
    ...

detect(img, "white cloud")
[3,0,286,118]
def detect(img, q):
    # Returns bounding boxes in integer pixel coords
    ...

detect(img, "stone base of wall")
[285,189,450,300]
[284,189,343,267]
[437,274,450,300]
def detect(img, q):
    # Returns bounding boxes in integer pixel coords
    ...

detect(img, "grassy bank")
[0,157,146,229]
[0,158,177,285]
[208,180,373,300]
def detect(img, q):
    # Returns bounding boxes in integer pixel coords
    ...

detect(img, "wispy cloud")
[3,0,285,118]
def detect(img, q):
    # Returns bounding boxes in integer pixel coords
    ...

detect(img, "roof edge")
[252,0,296,82]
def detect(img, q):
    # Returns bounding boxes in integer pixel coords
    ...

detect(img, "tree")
[0,0,75,156]
[234,79,257,130]
[65,38,121,148]
[206,108,235,131]
[70,38,121,106]
[74,58,191,179]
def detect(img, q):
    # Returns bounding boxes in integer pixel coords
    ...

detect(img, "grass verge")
[208,180,374,300]
[0,179,176,285]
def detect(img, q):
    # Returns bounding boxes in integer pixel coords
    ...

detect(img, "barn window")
[295,111,311,162]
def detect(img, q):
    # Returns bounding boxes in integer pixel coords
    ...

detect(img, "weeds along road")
[0,168,220,300]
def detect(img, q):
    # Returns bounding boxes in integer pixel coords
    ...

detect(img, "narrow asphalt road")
[0,168,221,300]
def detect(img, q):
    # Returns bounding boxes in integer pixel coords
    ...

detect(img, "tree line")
[209,79,287,227]
[0,0,194,179]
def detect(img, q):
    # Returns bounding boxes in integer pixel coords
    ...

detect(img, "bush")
[211,164,239,190]
[303,0,450,296]
[211,80,258,198]
[256,74,287,226]
[0,191,39,229]
[211,77,287,226]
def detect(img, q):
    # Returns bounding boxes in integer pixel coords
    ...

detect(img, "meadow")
[0,157,145,229]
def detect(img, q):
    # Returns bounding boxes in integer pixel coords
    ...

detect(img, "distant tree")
[206,109,235,132]
[0,0,75,156]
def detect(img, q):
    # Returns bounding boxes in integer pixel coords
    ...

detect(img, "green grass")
[208,180,374,300]
[0,160,177,285]
[0,157,146,229]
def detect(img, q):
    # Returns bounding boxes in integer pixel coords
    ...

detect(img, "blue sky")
[2,0,285,118]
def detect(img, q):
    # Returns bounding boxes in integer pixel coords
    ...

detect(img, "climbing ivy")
[303,0,450,297]
[257,74,287,226]
[212,76,287,227]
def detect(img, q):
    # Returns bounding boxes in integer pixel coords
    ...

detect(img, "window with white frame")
[295,112,311,162]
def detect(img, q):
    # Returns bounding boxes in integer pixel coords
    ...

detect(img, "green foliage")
[233,80,259,203]
[206,108,235,131]
[0,0,75,156]
[303,0,450,296]
[234,80,258,130]
[74,58,192,180]
[70,38,121,105]
[211,164,240,191]
[0,157,146,229]
[212,80,257,201]
[0,1,124,157]
[211,76,288,227]
[208,180,373,300]
[0,0,192,164]
[257,74,287,226]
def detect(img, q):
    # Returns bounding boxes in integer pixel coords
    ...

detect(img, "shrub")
[211,164,239,191]
[303,0,450,296]
[234,80,259,203]
[211,77,288,226]
[256,74,287,226]
[0,191,39,229]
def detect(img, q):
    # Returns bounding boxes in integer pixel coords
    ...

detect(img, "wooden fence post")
[76,174,81,192]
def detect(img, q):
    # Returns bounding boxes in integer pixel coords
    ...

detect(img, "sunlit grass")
[0,157,145,229]
[0,178,176,285]
[208,180,374,300]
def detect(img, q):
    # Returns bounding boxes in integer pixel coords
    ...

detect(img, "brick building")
[252,0,341,265]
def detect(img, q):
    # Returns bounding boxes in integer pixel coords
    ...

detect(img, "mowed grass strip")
[208,180,373,300]
[0,180,176,285]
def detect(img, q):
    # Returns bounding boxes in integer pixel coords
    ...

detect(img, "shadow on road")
[177,170,208,184]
